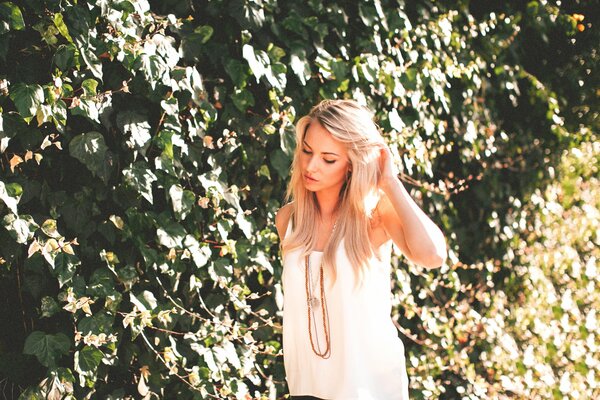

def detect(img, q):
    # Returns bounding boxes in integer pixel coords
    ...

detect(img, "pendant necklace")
[304,220,337,359]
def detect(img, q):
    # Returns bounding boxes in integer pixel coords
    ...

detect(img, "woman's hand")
[377,144,399,192]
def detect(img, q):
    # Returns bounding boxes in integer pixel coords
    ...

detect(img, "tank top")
[282,222,409,399]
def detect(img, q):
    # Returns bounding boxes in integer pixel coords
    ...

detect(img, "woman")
[275,99,447,399]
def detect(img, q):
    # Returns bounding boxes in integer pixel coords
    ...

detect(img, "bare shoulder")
[275,202,294,239]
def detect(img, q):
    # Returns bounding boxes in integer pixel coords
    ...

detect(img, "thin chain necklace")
[304,220,337,359]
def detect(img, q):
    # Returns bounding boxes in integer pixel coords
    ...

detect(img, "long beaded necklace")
[304,220,337,359]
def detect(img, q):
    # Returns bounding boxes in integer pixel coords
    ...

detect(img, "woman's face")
[300,121,350,194]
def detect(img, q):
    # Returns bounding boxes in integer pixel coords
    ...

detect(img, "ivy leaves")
[0,181,21,214]
[24,331,71,368]
[10,84,44,120]
[69,132,112,183]
[0,0,596,398]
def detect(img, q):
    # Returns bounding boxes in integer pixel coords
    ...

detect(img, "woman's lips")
[304,174,318,182]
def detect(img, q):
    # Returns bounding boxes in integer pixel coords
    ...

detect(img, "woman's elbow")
[418,248,447,269]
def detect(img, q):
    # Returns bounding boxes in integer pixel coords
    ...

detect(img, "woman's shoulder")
[275,202,294,239]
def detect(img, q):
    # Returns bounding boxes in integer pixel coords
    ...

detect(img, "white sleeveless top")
[282,223,409,399]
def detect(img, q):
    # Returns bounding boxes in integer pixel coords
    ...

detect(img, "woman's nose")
[306,156,318,173]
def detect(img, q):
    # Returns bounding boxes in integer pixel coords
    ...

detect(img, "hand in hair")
[376,143,399,191]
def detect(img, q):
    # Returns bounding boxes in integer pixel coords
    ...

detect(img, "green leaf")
[79,43,103,80]
[130,291,157,311]
[53,44,77,71]
[69,131,111,183]
[0,2,25,31]
[10,83,44,119]
[236,212,252,239]
[81,79,98,97]
[53,13,73,43]
[184,235,211,268]
[0,181,22,214]
[50,99,68,130]
[169,184,195,221]
[156,220,186,248]
[225,59,249,88]
[53,252,80,287]
[88,268,117,298]
[116,111,152,156]
[194,25,214,43]
[290,48,311,85]
[265,62,287,91]
[135,53,167,87]
[122,161,157,204]
[242,44,267,81]
[270,149,291,178]
[279,124,296,156]
[230,89,255,112]
[3,213,38,243]
[181,66,205,106]
[23,331,70,367]
[75,346,103,374]
[40,296,61,318]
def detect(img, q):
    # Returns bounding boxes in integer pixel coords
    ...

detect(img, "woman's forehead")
[304,121,347,155]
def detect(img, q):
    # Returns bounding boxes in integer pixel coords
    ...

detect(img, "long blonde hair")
[282,99,386,284]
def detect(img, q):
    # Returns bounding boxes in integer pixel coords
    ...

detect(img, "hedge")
[0,0,597,398]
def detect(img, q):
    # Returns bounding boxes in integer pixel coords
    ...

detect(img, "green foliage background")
[0,0,597,398]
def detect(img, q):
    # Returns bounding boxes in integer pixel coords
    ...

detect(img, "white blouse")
[282,223,409,399]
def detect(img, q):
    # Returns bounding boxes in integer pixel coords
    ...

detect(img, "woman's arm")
[377,146,447,269]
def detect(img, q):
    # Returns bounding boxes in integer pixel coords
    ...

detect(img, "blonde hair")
[282,99,386,284]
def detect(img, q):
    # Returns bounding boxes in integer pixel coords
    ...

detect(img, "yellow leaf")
[41,219,60,238]
[44,238,60,253]
[189,370,200,386]
[28,239,42,258]
[9,154,23,172]
[63,302,77,313]
[198,197,210,208]
[69,97,81,109]
[140,365,150,380]
[137,374,149,396]
[109,215,124,230]
[40,136,52,150]
[62,243,74,255]
[24,150,33,161]
[80,299,93,316]
[122,311,136,328]
[54,141,62,150]
[34,153,43,164]
[36,108,45,126]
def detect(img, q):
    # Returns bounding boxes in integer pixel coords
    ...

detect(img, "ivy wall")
[0,0,597,398]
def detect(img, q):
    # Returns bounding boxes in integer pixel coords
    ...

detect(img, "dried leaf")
[9,155,23,172]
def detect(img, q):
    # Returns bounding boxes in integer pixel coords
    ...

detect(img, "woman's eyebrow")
[302,140,339,157]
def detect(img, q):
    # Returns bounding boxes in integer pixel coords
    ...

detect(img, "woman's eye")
[302,149,312,154]
[324,159,336,164]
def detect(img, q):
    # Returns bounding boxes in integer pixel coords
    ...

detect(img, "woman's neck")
[315,187,342,220]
